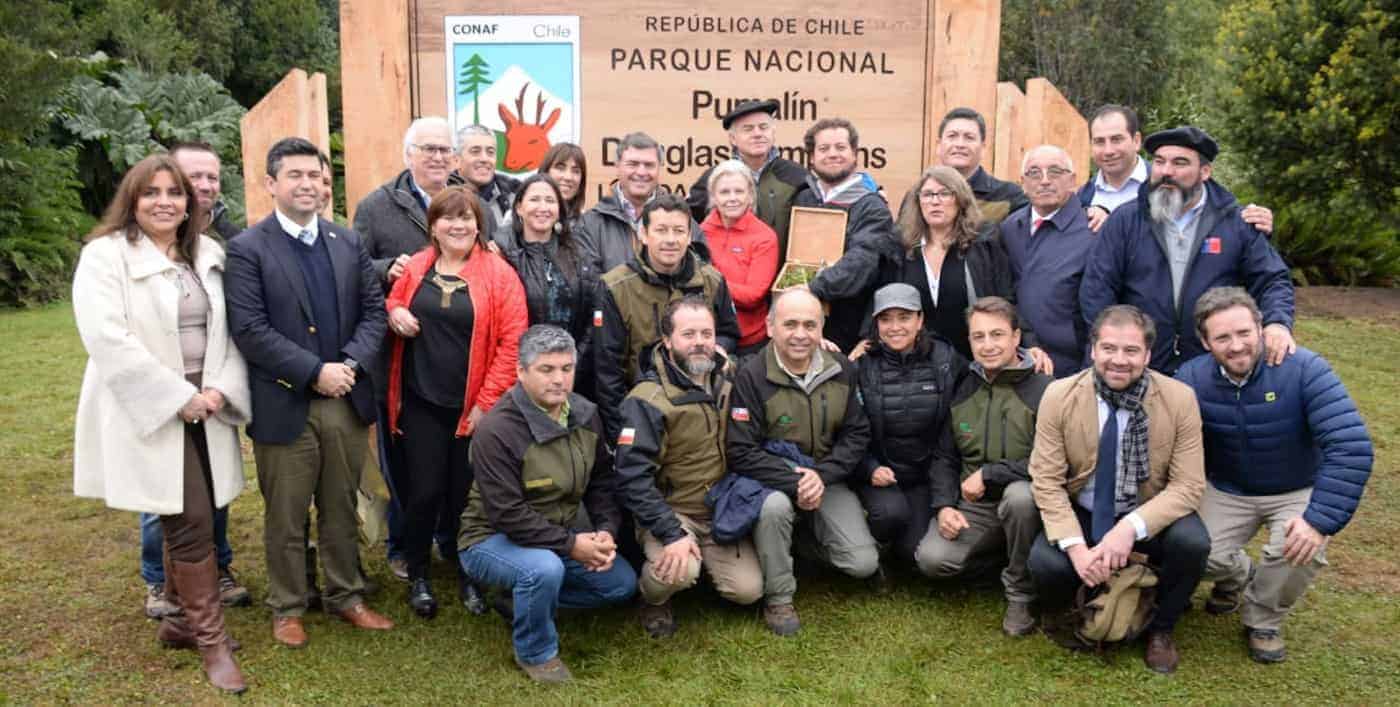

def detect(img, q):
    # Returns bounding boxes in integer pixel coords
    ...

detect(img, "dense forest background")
[1,0,1394,306]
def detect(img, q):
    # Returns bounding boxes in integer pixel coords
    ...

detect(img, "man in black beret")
[686,98,809,260]
[1081,125,1296,374]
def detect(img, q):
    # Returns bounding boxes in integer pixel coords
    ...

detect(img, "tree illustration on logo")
[458,53,491,125]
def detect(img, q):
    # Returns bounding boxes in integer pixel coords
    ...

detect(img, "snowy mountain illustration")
[457,64,575,145]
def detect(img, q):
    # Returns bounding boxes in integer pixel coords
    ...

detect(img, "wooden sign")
[774,206,848,291]
[239,69,332,224]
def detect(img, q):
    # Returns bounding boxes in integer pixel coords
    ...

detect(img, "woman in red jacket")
[385,186,528,618]
[700,159,780,359]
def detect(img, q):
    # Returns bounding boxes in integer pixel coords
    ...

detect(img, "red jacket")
[701,209,779,347]
[385,245,527,437]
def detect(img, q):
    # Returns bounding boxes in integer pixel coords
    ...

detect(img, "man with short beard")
[1080,126,1296,375]
[685,100,808,258]
[1175,287,1373,664]
[797,117,903,353]
[615,297,763,639]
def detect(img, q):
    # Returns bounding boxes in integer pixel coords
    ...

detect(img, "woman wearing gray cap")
[849,283,965,570]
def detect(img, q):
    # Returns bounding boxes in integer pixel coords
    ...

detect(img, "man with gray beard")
[1080,126,1295,375]
[615,296,763,639]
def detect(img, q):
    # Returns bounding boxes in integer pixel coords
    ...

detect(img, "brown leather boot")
[156,616,240,652]
[171,553,247,694]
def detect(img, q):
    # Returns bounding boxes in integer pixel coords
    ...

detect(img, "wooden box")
[772,206,848,292]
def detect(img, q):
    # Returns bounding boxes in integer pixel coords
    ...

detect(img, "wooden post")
[992,82,1025,182]
[239,69,333,224]
[926,0,1002,169]
[340,0,413,222]
[1024,78,1091,187]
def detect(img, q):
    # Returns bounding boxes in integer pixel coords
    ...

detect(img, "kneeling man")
[727,289,878,636]
[458,326,637,684]
[1176,287,1373,663]
[617,296,763,638]
[1027,305,1209,674]
[915,297,1049,637]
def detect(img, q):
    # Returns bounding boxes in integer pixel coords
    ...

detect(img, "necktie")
[298,228,315,246]
[1032,218,1046,235]
[1091,404,1120,544]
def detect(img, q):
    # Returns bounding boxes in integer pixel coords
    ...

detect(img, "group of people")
[71,97,1374,692]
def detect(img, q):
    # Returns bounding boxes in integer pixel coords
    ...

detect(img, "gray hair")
[402,117,453,166]
[616,132,663,163]
[1020,144,1074,175]
[456,124,495,149]
[706,159,755,211]
[1194,287,1262,337]
[518,325,576,368]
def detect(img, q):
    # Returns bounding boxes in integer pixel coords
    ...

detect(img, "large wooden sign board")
[334,0,1089,223]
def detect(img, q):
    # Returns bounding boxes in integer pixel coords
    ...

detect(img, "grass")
[1,302,1397,704]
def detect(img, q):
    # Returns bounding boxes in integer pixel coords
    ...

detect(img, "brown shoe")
[638,600,676,639]
[336,602,395,630]
[516,655,573,684]
[1144,630,1180,674]
[171,554,247,693]
[763,603,801,637]
[272,616,308,648]
[1246,627,1287,663]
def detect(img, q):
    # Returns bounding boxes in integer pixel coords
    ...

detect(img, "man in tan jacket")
[1027,305,1209,675]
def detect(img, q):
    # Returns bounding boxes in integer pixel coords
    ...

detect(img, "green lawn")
[1,302,1397,704]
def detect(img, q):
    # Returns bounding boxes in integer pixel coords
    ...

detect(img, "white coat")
[72,231,251,514]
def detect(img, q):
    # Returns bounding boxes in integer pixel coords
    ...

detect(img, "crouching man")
[617,296,764,638]
[1176,287,1373,663]
[727,289,879,636]
[457,325,637,684]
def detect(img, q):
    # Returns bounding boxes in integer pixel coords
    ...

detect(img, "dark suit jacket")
[224,213,387,444]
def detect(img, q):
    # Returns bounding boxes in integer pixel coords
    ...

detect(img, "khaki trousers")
[1200,483,1327,631]
[914,480,1040,603]
[753,484,880,607]
[638,512,763,606]
[254,398,368,617]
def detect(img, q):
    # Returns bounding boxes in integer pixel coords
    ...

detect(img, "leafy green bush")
[0,144,89,307]
[1215,0,1400,286]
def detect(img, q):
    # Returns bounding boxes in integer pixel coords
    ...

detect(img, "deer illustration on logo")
[498,82,561,172]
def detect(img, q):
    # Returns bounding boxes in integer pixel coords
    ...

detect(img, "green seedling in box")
[774,264,821,290]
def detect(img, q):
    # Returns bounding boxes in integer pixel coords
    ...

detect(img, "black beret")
[1144,126,1219,162]
[721,99,780,130]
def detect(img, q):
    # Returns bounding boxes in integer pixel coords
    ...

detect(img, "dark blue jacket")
[1001,203,1094,378]
[225,214,388,444]
[1079,179,1294,373]
[1175,347,1373,536]
[1077,160,1152,210]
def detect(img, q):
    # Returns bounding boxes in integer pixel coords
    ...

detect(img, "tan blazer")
[1029,369,1204,544]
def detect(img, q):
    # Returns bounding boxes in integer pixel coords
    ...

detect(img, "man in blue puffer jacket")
[1081,126,1296,375]
[1175,287,1373,664]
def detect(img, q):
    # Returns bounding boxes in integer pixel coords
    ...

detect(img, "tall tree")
[459,54,491,125]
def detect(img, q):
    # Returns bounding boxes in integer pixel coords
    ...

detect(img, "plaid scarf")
[1093,372,1151,509]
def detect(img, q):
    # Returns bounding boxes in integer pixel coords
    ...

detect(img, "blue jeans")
[140,507,234,584]
[459,533,636,665]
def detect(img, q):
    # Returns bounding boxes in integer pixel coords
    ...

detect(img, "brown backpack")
[1074,553,1159,648]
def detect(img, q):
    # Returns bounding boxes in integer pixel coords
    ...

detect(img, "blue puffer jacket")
[1175,347,1374,536]
[1080,179,1294,374]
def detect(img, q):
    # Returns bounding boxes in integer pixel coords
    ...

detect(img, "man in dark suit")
[225,137,393,648]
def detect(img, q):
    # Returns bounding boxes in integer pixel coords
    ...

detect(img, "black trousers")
[853,482,933,565]
[1028,505,1209,632]
[389,388,472,580]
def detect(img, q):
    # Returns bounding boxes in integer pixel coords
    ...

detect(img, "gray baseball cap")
[872,283,922,316]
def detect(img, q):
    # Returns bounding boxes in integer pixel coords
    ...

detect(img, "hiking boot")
[459,577,487,615]
[867,564,892,596]
[1246,627,1286,663]
[638,600,677,639]
[1144,630,1180,674]
[218,568,252,607]
[1206,563,1255,615]
[387,557,410,582]
[145,583,182,619]
[516,655,572,684]
[1002,600,1036,637]
[764,603,801,637]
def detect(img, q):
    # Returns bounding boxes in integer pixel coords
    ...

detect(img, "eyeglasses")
[1023,167,1071,181]
[412,144,455,157]
[918,189,955,202]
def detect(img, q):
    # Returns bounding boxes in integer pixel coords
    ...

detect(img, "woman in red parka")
[384,186,527,618]
[700,159,780,359]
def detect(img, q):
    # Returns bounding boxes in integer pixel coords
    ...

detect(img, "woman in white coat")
[72,154,250,694]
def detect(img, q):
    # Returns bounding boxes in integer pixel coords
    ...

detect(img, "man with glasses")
[1000,145,1095,378]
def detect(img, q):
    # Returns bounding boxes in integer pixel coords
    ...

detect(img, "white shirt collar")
[1094,155,1149,192]
[275,209,321,243]
[1171,186,1209,232]
[1031,207,1061,224]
